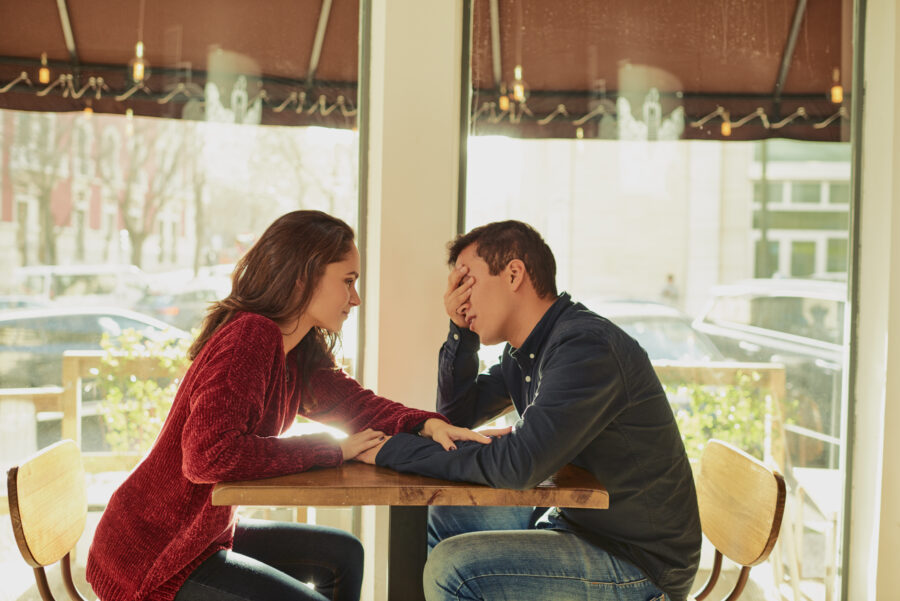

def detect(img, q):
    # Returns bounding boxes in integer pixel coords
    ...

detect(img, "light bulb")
[512,83,525,103]
[512,65,527,103]
[498,82,510,111]
[720,114,732,137]
[38,52,50,85]
[830,68,843,104]
[83,105,93,118]
[131,41,148,83]
[576,127,584,139]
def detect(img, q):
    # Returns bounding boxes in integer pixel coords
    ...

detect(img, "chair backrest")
[7,439,88,601]
[693,439,786,601]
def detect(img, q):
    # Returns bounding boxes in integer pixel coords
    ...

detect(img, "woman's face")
[304,243,361,332]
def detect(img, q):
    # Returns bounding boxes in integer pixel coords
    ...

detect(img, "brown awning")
[0,0,852,141]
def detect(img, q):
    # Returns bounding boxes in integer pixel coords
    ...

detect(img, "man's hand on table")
[420,418,502,451]
[352,421,512,465]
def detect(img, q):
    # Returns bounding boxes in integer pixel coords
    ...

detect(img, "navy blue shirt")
[376,293,701,601]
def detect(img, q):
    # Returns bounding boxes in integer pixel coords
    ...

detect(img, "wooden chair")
[692,439,786,601]
[7,439,90,601]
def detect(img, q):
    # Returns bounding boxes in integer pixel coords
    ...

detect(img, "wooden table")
[212,462,608,600]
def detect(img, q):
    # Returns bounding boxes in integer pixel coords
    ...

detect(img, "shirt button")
[453,334,459,340]
[529,353,535,359]
[525,375,532,382]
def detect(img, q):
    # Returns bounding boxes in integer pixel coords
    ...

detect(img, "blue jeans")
[425,507,666,601]
[174,518,363,601]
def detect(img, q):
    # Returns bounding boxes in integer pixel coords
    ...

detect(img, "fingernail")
[450,446,457,451]
[379,436,385,441]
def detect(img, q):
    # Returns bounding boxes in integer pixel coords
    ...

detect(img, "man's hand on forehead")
[444,264,474,328]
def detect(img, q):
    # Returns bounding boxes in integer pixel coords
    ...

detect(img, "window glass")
[464,2,852,598]
[0,3,362,594]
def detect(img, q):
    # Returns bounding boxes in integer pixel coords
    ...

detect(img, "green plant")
[96,330,191,453]
[665,370,771,462]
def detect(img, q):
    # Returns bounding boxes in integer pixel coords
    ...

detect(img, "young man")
[361,220,701,601]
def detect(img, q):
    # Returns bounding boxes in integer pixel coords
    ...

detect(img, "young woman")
[86,210,491,601]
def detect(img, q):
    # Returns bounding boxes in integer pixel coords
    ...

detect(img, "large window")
[0,2,362,596]
[464,2,851,600]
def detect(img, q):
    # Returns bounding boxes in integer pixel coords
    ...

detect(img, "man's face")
[454,243,513,345]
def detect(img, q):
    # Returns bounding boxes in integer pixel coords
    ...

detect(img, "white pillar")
[360,2,463,600]
[362,0,463,409]
[848,0,900,597]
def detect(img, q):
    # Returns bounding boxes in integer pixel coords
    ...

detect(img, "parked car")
[477,298,724,372]
[12,264,150,308]
[586,299,725,362]
[692,278,846,466]
[135,276,231,331]
[0,306,188,389]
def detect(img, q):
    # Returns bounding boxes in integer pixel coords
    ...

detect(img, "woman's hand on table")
[340,428,387,461]
[355,436,391,464]
[420,418,503,451]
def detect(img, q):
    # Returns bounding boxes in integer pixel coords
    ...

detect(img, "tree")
[95,118,187,268]
[11,111,76,265]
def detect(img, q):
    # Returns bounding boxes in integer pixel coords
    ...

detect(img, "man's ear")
[506,259,527,292]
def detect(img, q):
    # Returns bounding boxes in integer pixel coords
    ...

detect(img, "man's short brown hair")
[448,220,558,299]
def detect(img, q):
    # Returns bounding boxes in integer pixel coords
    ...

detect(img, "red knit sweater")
[86,313,444,601]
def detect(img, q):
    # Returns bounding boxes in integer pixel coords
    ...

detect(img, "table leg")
[388,506,428,601]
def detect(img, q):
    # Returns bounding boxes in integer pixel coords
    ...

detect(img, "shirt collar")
[508,292,573,370]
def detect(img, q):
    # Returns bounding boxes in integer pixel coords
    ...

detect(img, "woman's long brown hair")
[188,210,355,408]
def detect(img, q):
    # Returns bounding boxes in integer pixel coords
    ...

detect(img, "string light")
[830,68,843,104]
[0,68,847,136]
[38,53,50,85]
[83,103,93,118]
[125,108,134,136]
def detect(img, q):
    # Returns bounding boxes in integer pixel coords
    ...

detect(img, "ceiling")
[0,0,852,141]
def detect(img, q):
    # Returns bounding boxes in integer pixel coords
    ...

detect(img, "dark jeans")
[174,518,363,601]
